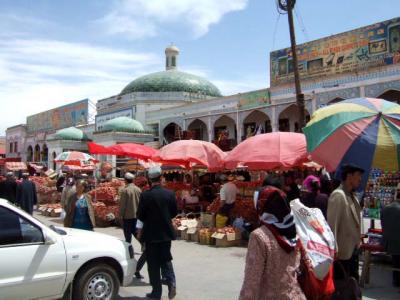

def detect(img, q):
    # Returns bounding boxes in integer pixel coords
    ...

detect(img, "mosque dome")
[120,45,222,97]
[55,127,89,141]
[103,117,144,132]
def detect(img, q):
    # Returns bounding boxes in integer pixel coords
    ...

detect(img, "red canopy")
[88,142,158,161]
[224,132,308,170]
[152,140,225,171]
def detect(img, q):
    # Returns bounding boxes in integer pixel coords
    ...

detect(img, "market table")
[360,243,400,287]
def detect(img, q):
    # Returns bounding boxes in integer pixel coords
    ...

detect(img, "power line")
[271,13,281,51]
[294,6,309,42]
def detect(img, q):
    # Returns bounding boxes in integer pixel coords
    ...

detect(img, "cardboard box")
[187,227,199,242]
[180,229,188,241]
[200,213,215,228]
[212,230,242,247]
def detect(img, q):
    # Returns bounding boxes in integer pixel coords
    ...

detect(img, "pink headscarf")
[302,175,320,193]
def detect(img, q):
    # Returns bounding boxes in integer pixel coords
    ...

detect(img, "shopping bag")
[60,209,66,220]
[290,199,336,280]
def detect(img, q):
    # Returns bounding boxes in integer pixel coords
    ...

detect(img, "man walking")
[0,172,18,205]
[16,173,38,215]
[119,172,141,244]
[381,188,400,287]
[327,164,364,280]
[137,166,178,300]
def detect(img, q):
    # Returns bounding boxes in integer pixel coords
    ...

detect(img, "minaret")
[165,44,179,70]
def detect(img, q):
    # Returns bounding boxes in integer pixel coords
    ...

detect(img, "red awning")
[5,162,27,171]
[88,142,158,161]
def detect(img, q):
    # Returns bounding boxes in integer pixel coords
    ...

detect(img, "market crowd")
[2,163,400,300]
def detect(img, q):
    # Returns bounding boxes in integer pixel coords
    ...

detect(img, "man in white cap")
[119,172,141,244]
[137,166,178,300]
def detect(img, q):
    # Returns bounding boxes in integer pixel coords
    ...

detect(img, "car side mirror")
[43,230,57,245]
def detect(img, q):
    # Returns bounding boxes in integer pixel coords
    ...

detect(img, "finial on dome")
[165,44,179,70]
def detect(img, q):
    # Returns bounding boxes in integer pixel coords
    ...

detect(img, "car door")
[0,206,67,300]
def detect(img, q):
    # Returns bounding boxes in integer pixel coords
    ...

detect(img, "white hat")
[148,166,162,179]
[125,172,135,180]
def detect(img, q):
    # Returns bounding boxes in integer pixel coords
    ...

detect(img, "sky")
[0,0,399,135]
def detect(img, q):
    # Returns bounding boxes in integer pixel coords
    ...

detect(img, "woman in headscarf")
[301,175,329,219]
[239,186,306,300]
[64,179,96,231]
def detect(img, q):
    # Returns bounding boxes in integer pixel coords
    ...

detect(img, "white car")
[0,199,136,300]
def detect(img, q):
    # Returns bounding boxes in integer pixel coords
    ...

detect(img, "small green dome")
[103,117,144,132]
[55,127,88,141]
[120,70,222,97]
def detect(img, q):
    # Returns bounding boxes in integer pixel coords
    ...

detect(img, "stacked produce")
[89,179,125,227]
[215,226,236,235]
[206,198,221,213]
[31,177,60,204]
[231,199,258,225]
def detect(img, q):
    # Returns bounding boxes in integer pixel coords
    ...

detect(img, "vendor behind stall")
[199,174,216,203]
[219,174,238,217]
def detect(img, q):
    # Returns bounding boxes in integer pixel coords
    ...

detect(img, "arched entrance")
[213,115,237,151]
[187,119,208,141]
[243,110,271,140]
[34,144,41,162]
[27,146,33,162]
[327,97,345,105]
[278,105,310,132]
[42,144,48,165]
[378,90,400,104]
[52,152,57,171]
[163,123,183,144]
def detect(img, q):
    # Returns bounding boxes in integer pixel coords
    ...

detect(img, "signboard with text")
[95,108,134,131]
[27,99,89,133]
[270,17,400,86]
[238,89,270,109]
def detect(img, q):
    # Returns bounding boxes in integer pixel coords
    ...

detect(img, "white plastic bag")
[290,199,336,280]
[60,209,66,220]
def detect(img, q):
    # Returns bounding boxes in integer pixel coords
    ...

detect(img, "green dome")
[55,127,88,141]
[120,70,222,97]
[103,117,144,132]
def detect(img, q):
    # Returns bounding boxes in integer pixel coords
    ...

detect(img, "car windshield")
[49,225,67,235]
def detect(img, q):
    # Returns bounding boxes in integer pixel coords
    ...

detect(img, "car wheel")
[73,263,120,300]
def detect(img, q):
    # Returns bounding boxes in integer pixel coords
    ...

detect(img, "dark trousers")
[136,250,147,272]
[122,218,137,244]
[334,249,360,281]
[393,254,400,287]
[146,241,175,297]
[136,248,175,287]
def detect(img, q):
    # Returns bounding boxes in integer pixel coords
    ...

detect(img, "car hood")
[59,227,124,244]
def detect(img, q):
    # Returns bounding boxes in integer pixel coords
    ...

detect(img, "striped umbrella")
[303,98,400,182]
[54,151,99,166]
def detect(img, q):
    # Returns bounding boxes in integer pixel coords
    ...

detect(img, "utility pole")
[278,0,305,130]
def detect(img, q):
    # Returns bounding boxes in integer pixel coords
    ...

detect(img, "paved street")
[34,212,400,300]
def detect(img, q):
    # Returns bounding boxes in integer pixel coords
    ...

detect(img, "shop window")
[278,57,288,75]
[9,143,13,153]
[14,142,18,153]
[307,58,323,73]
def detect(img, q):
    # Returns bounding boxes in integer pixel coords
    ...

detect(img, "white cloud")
[96,0,249,39]
[0,39,162,134]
